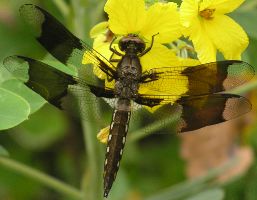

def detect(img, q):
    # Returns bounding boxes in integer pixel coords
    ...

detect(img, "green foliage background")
[0,0,257,200]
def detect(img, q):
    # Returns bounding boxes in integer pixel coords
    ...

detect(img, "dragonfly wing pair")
[137,60,254,131]
[2,4,254,198]
[3,4,254,133]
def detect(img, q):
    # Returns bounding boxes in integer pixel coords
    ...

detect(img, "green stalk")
[69,1,104,199]
[0,156,83,199]
[52,0,70,17]
[81,115,103,200]
[128,113,180,143]
[145,157,238,200]
[71,0,87,40]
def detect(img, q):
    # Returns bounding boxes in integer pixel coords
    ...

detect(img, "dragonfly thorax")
[115,52,142,99]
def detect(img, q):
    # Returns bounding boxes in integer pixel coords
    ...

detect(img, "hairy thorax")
[114,54,142,99]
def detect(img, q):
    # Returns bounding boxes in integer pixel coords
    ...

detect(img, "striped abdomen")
[103,98,131,197]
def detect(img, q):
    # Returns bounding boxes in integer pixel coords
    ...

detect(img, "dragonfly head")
[119,34,146,54]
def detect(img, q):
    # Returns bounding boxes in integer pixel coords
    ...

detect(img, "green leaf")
[185,188,224,200]
[0,87,30,130]
[1,79,45,114]
[0,145,9,156]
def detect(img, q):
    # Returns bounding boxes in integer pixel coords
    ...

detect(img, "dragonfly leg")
[140,70,163,83]
[109,52,121,63]
[139,33,159,57]
[110,36,124,56]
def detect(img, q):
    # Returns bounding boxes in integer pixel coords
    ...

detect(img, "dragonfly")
[3,4,254,198]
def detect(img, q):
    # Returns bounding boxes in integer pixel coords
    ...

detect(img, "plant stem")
[0,156,83,199]
[145,157,238,200]
[71,0,87,40]
[52,0,70,17]
[128,113,180,143]
[81,115,103,200]
[70,2,104,199]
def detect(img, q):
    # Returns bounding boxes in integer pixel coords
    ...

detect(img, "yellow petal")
[140,43,180,72]
[144,105,162,113]
[200,0,245,14]
[105,79,115,89]
[139,58,198,98]
[188,19,216,63]
[97,126,110,144]
[181,26,191,37]
[139,54,191,112]
[141,2,181,43]
[179,57,201,66]
[104,0,146,35]
[180,0,199,28]
[91,39,118,87]
[90,21,109,38]
[82,36,109,79]
[204,14,249,60]
[82,35,120,80]
[82,33,108,64]
[93,42,112,80]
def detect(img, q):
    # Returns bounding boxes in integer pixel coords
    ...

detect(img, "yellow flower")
[83,0,182,73]
[104,0,181,43]
[180,0,249,63]
[97,126,110,144]
[83,0,203,113]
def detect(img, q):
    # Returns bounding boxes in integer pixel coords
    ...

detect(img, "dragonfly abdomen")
[103,98,131,197]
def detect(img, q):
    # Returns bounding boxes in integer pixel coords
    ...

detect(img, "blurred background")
[0,0,257,200]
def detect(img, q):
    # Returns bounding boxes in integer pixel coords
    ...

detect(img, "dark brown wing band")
[177,94,252,132]
[3,56,115,109]
[19,4,117,79]
[136,93,251,132]
[140,60,254,95]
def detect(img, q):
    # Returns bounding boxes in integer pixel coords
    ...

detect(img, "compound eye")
[137,42,146,53]
[119,40,130,51]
